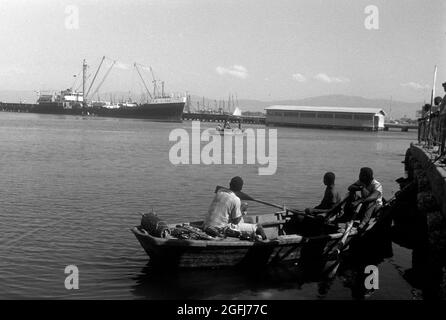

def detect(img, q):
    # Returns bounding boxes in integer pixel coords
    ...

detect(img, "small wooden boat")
[131,210,367,268]
[212,128,246,136]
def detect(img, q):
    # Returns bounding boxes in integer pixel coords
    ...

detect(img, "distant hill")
[0,90,422,119]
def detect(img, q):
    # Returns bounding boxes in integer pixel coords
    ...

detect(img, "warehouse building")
[265,105,386,131]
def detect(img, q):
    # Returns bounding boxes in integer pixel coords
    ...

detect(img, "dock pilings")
[401,144,446,299]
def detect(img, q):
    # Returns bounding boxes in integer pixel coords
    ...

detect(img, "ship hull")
[30,103,66,114]
[91,102,185,122]
[29,101,185,122]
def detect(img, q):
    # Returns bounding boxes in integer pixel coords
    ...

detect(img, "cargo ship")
[30,58,187,122]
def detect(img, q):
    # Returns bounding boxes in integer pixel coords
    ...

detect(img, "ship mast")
[228,94,231,114]
[389,95,393,120]
[149,67,157,98]
[82,59,87,107]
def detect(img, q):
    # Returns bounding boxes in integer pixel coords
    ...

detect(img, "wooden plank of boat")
[133,227,311,247]
[132,224,348,249]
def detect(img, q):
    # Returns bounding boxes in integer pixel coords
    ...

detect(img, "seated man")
[347,167,383,230]
[305,172,341,218]
[203,176,267,240]
[440,82,446,114]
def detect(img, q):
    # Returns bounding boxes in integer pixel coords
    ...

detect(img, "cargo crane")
[85,56,105,99]
[88,57,117,101]
[134,63,154,101]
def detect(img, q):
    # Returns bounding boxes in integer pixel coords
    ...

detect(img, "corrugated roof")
[265,105,386,115]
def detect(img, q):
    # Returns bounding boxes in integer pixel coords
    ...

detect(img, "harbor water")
[0,112,419,299]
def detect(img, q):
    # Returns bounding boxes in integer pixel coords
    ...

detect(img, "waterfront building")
[265,105,386,131]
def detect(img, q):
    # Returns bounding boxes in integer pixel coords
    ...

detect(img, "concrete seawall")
[403,143,446,298]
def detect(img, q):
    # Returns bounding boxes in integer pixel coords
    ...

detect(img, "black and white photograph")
[0,0,445,306]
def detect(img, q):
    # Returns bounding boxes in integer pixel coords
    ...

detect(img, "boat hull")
[212,128,246,136]
[132,225,347,268]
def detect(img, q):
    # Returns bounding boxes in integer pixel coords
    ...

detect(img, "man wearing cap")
[347,167,383,230]
[203,176,267,240]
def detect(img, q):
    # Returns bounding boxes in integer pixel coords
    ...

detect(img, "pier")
[0,102,34,112]
[182,111,417,132]
[383,123,418,132]
[182,112,265,124]
[397,111,446,298]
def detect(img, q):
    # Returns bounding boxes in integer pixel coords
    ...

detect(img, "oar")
[322,191,388,279]
[323,220,355,279]
[215,185,308,218]
[215,186,351,223]
[321,184,416,279]
[323,194,350,223]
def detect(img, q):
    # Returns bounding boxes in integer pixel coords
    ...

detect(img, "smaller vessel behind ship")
[31,89,84,114]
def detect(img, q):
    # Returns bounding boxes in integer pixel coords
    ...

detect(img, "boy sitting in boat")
[346,167,383,230]
[203,176,267,240]
[305,172,341,219]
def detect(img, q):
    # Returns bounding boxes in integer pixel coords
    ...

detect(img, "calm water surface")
[0,112,419,299]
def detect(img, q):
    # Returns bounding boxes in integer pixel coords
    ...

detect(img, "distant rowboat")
[212,127,246,136]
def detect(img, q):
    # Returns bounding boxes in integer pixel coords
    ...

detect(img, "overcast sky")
[0,0,444,102]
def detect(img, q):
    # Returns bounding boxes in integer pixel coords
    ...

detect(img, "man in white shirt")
[347,167,383,229]
[204,176,267,239]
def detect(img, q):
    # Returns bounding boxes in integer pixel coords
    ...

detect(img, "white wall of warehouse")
[265,110,385,129]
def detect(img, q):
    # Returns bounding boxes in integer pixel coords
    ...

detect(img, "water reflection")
[131,262,315,299]
[131,255,387,300]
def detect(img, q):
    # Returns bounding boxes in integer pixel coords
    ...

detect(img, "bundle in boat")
[140,213,214,240]
[140,212,170,238]
[171,224,215,240]
[139,213,255,241]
